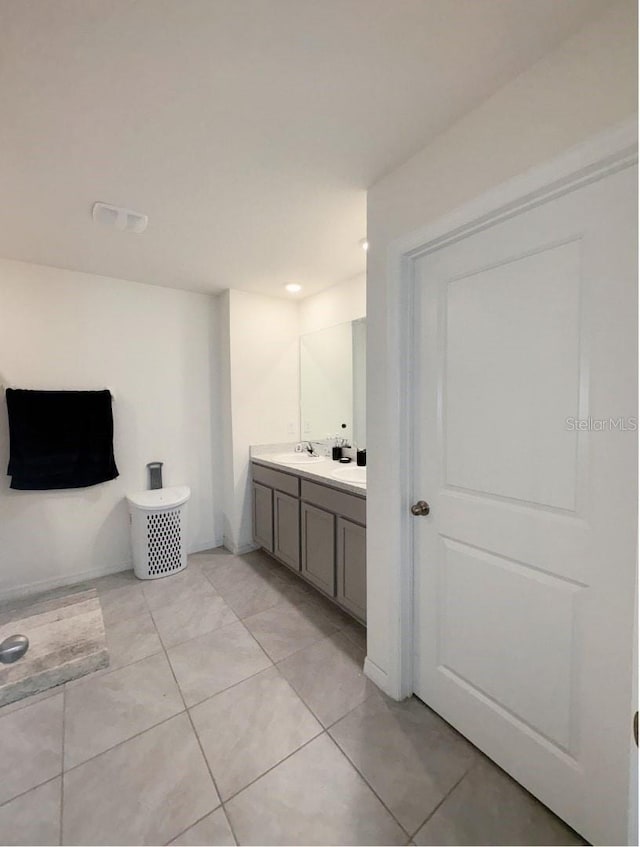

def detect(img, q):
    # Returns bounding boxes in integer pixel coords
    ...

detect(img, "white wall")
[0,258,222,599]
[218,291,236,554]
[221,288,300,553]
[365,1,638,696]
[299,273,366,335]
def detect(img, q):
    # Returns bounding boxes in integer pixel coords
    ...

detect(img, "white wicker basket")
[126,486,190,580]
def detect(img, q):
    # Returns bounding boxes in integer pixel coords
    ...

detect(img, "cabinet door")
[274,490,300,572]
[336,518,366,622]
[301,502,335,595]
[252,482,273,552]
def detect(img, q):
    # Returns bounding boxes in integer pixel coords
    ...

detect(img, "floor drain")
[0,634,29,664]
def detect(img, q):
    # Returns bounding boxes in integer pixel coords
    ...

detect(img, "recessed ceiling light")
[360,238,369,252]
[285,283,302,293]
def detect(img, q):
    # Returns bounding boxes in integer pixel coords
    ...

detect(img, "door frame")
[374,116,637,712]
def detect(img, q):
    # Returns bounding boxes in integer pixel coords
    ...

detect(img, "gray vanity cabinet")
[274,490,300,572]
[251,461,366,623]
[252,482,273,552]
[336,518,366,621]
[300,502,336,595]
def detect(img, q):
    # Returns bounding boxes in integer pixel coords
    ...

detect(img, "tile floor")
[0,547,586,846]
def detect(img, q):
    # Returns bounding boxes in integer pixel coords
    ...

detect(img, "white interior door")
[412,163,637,846]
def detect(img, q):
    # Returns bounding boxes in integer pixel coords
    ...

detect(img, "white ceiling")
[0,0,611,299]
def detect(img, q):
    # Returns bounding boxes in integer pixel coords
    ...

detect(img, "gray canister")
[147,462,163,490]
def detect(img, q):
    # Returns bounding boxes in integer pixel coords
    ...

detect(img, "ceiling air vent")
[92,202,148,234]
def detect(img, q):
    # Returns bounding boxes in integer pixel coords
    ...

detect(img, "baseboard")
[364,656,393,696]
[222,534,259,556]
[0,559,133,605]
[188,537,223,554]
[0,535,225,605]
[235,541,260,555]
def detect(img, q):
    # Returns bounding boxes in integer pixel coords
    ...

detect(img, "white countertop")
[250,451,366,497]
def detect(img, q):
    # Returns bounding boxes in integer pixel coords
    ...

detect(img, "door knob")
[411,500,430,516]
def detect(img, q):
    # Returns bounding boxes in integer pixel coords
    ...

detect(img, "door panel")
[336,517,367,621]
[252,482,273,552]
[301,502,335,595]
[274,490,300,571]
[438,536,577,751]
[413,164,637,845]
[444,240,581,510]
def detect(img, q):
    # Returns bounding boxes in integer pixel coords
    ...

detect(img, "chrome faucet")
[304,441,318,457]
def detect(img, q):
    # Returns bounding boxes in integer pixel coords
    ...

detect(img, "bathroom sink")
[273,452,326,465]
[331,465,367,485]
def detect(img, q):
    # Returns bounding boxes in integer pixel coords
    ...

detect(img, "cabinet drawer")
[252,462,300,497]
[301,480,366,526]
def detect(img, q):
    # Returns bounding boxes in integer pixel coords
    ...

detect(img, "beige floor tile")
[296,588,355,629]
[151,588,237,648]
[188,547,236,573]
[274,575,355,629]
[243,600,339,662]
[0,693,63,804]
[190,666,322,799]
[98,584,148,627]
[104,608,163,670]
[141,567,215,612]
[330,692,477,833]
[341,618,367,651]
[64,652,183,768]
[86,570,138,594]
[27,550,590,846]
[63,714,219,846]
[225,733,406,845]
[277,631,373,726]
[413,757,586,846]
[189,545,233,559]
[64,665,109,690]
[219,577,287,619]
[267,570,318,605]
[169,807,236,846]
[205,560,286,619]
[167,621,271,706]
[64,606,162,687]
[258,561,358,630]
[240,549,285,573]
[203,553,279,590]
[0,777,61,846]
[0,684,62,718]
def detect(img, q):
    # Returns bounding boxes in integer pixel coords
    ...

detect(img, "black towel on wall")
[6,389,119,490]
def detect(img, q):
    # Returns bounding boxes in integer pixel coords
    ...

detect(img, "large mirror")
[300,318,366,448]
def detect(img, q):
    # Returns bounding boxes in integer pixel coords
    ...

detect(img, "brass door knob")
[410,500,430,516]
